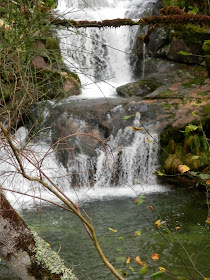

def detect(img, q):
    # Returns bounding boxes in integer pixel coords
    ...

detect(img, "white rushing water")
[0,0,164,209]
[0,116,166,209]
[56,0,157,98]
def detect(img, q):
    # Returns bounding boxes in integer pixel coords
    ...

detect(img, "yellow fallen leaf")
[134,256,143,266]
[129,126,144,131]
[159,267,166,273]
[178,164,190,174]
[175,226,181,230]
[126,257,131,264]
[155,219,161,228]
[146,137,153,143]
[151,253,159,261]
[147,205,154,211]
[108,227,117,233]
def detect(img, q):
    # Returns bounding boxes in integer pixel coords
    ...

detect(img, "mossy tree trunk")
[0,190,77,280]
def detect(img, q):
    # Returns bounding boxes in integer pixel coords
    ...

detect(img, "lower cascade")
[0,117,164,206]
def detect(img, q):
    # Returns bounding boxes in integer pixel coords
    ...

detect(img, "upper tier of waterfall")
[56,0,157,98]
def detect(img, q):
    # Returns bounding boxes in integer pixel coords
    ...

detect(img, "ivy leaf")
[178,165,190,174]
[108,227,117,233]
[134,195,145,205]
[122,115,134,120]
[152,271,163,278]
[179,50,193,56]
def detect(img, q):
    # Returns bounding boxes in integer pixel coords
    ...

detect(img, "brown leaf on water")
[134,256,143,266]
[151,253,159,261]
[126,257,131,264]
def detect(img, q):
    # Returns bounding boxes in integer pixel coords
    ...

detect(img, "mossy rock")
[202,40,210,75]
[116,79,163,98]
[156,89,178,98]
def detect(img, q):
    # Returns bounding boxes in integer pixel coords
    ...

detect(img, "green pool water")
[1,188,209,280]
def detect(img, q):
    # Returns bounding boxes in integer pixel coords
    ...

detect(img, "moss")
[203,103,210,116]
[157,89,177,98]
[181,76,206,88]
[32,232,77,280]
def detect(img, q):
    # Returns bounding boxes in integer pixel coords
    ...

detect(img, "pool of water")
[1,188,209,280]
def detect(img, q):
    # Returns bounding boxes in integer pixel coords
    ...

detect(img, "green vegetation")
[0,0,80,128]
[160,122,209,176]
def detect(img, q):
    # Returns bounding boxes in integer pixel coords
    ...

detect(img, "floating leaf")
[134,230,142,237]
[126,257,131,264]
[178,277,187,280]
[151,254,160,261]
[119,236,124,240]
[146,137,153,143]
[139,264,148,274]
[122,115,134,120]
[129,126,144,131]
[178,165,190,174]
[147,205,154,211]
[134,256,143,266]
[155,219,161,228]
[159,267,166,273]
[108,227,117,233]
[115,256,126,262]
[152,271,163,278]
[134,195,145,205]
[129,266,134,271]
[179,50,193,56]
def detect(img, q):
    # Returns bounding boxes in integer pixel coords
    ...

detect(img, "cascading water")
[0,0,166,208]
[56,0,157,98]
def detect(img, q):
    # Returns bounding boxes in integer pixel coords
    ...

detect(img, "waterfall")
[0,0,165,208]
[56,0,157,98]
[0,113,165,207]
